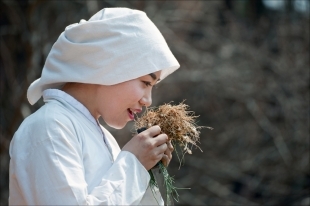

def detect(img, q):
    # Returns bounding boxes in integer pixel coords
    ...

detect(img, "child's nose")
[140,93,152,107]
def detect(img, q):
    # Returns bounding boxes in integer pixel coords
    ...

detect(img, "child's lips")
[127,109,135,120]
[127,108,142,120]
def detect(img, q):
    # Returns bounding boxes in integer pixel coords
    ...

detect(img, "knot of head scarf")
[27,8,180,105]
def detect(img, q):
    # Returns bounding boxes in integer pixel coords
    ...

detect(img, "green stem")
[149,162,180,204]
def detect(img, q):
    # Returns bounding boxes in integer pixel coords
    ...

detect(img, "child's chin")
[108,122,127,130]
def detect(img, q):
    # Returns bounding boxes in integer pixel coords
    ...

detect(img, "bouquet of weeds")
[134,102,212,204]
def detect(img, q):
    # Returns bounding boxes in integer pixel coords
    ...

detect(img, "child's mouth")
[127,109,134,120]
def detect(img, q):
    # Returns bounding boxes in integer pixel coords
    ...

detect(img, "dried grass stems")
[135,102,212,164]
[134,102,211,203]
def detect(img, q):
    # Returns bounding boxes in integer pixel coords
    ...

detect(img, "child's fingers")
[160,140,173,167]
[167,140,174,152]
[161,154,169,167]
[152,133,168,147]
[143,125,161,137]
[155,141,168,154]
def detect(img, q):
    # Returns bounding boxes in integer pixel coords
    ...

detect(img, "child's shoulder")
[24,101,72,125]
[15,102,76,139]
[11,102,80,153]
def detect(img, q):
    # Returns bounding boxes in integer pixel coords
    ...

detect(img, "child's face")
[94,71,161,129]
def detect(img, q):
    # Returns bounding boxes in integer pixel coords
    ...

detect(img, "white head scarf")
[27,8,180,105]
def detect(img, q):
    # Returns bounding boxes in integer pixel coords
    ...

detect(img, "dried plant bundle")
[134,102,212,203]
[135,102,209,156]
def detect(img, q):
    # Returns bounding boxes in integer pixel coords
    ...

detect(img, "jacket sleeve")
[9,113,150,205]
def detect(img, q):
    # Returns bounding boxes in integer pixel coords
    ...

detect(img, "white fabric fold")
[27,8,180,105]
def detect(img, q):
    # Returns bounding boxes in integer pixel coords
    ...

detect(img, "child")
[9,8,179,205]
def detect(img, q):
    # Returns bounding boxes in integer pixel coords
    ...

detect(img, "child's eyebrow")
[149,73,161,82]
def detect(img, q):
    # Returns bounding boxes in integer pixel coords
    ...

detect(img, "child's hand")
[122,125,168,170]
[161,140,174,167]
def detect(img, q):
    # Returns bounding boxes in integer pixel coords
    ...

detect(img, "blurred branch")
[177,190,206,205]
[174,155,263,204]
[199,175,260,205]
[246,98,293,166]
[0,37,16,91]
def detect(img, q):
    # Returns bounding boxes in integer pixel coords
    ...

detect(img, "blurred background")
[0,0,309,205]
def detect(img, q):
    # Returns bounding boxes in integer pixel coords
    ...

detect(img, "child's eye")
[143,81,152,87]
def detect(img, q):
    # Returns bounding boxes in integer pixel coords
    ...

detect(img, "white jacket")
[9,89,163,205]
